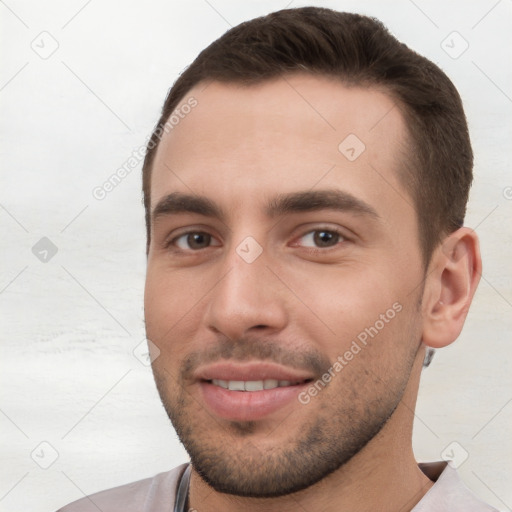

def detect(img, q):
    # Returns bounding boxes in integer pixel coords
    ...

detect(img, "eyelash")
[164,227,349,254]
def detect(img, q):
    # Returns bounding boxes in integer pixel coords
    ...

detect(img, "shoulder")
[56,464,188,512]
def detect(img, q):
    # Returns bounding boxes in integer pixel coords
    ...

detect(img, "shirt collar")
[412,461,498,511]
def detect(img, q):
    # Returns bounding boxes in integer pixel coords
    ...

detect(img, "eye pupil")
[188,233,210,249]
[314,230,338,247]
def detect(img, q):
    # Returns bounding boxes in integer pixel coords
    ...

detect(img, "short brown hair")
[142,7,473,266]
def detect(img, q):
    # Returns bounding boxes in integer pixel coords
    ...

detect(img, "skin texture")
[144,73,481,512]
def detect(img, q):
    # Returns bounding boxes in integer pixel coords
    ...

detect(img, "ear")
[421,227,482,349]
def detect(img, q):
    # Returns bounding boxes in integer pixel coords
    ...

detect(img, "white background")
[1,1,511,511]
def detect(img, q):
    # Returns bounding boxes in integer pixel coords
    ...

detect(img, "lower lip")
[199,381,309,422]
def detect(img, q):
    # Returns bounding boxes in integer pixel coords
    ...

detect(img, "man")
[58,6,498,512]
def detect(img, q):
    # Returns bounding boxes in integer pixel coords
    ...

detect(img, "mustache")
[180,336,331,381]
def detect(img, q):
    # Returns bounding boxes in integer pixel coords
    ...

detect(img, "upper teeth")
[211,379,299,391]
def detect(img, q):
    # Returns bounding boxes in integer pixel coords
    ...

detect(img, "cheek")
[293,263,417,365]
[317,300,420,405]
[144,264,217,365]
[144,267,194,339]
[298,264,399,325]
[144,275,192,377]
[144,270,168,335]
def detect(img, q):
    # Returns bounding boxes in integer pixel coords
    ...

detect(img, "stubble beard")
[151,336,419,498]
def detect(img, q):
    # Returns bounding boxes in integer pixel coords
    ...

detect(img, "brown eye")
[299,229,345,249]
[314,230,339,247]
[168,231,221,251]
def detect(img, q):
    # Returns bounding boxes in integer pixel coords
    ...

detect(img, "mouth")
[194,362,316,422]
[208,378,312,391]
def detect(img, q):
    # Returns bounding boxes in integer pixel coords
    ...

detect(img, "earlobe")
[421,228,482,349]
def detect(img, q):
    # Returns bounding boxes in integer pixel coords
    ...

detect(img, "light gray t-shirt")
[57,461,499,511]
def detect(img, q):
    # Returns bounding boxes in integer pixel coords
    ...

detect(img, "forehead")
[150,73,411,220]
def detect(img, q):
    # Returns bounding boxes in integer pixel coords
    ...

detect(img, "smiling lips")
[210,378,304,391]
[195,361,314,422]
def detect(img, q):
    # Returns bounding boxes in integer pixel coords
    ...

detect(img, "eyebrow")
[151,189,380,224]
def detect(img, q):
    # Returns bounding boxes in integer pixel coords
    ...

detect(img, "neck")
[188,348,434,512]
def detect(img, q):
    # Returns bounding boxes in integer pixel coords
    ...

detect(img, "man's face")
[144,74,426,497]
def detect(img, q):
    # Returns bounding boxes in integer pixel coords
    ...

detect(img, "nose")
[203,243,288,341]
